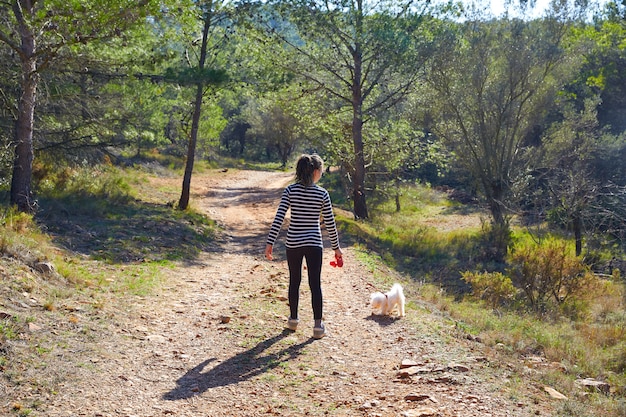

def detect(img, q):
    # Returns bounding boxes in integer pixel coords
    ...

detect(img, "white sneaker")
[286,318,299,331]
[313,322,326,339]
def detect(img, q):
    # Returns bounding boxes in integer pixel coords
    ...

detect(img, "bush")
[462,271,517,308]
[479,220,512,263]
[0,206,50,268]
[507,237,599,316]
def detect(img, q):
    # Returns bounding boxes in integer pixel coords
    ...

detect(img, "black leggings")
[286,246,323,320]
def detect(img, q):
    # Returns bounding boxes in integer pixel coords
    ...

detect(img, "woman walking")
[265,154,343,339]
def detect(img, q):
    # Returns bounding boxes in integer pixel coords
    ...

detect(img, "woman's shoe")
[313,322,326,339]
[286,318,299,331]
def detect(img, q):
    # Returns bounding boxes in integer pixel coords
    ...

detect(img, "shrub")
[479,220,512,263]
[461,271,517,308]
[507,237,599,316]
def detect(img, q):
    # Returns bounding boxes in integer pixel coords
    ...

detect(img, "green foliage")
[349,180,625,414]
[0,140,11,191]
[0,315,19,341]
[569,19,626,134]
[164,67,229,86]
[358,118,453,202]
[250,0,442,218]
[534,95,626,254]
[478,220,513,264]
[0,206,34,234]
[336,180,489,291]
[194,100,229,160]
[434,277,626,409]
[425,17,575,257]
[0,206,48,263]
[244,89,303,166]
[0,196,161,297]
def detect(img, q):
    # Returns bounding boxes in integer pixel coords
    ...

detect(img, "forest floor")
[1,169,566,416]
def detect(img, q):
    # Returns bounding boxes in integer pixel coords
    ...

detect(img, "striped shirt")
[267,182,340,250]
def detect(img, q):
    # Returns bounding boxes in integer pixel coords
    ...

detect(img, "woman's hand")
[265,244,273,261]
[330,248,344,267]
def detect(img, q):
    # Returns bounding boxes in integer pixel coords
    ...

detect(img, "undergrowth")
[335,178,626,417]
[335,183,488,292]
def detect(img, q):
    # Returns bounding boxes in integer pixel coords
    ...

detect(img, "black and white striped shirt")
[266,182,340,250]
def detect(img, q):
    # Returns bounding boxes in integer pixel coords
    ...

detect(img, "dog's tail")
[391,283,404,295]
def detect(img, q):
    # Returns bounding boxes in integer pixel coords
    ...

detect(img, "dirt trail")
[38,169,549,417]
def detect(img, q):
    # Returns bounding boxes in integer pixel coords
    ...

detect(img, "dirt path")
[38,169,550,417]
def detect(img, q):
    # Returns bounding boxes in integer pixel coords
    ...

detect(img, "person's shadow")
[163,330,314,400]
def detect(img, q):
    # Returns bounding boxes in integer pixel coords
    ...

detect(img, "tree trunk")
[178,83,203,210]
[351,3,368,220]
[486,181,510,262]
[488,196,505,227]
[178,4,212,210]
[573,214,582,256]
[352,114,367,219]
[10,2,38,213]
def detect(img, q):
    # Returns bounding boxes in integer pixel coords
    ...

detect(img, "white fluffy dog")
[370,283,405,317]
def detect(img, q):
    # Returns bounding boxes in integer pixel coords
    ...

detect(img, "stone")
[397,366,432,378]
[146,334,167,343]
[448,363,470,372]
[33,262,55,274]
[576,378,610,395]
[401,407,438,417]
[401,359,420,369]
[544,386,567,400]
[27,322,42,332]
[404,394,437,403]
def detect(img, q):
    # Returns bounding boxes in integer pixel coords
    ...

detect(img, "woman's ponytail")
[295,154,323,186]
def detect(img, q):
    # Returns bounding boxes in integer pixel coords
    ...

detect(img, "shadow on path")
[163,330,314,400]
[364,314,403,327]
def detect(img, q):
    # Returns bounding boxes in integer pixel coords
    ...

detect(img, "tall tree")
[175,0,229,210]
[426,17,572,259]
[250,0,438,219]
[541,98,604,256]
[537,97,626,256]
[0,0,159,212]
[179,2,214,210]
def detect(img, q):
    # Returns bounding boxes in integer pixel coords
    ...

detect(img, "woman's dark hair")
[295,154,323,186]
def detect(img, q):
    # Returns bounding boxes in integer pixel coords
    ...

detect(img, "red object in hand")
[330,255,344,268]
